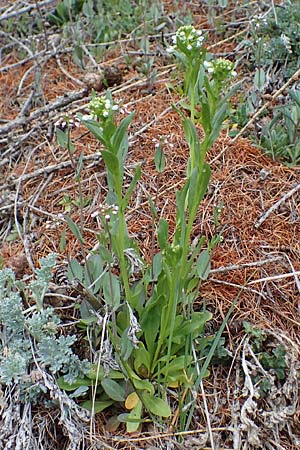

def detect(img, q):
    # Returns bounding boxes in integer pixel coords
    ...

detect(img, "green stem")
[114,176,133,306]
[150,265,175,374]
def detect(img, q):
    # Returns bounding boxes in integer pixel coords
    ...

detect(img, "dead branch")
[0,88,88,137]
[255,182,300,228]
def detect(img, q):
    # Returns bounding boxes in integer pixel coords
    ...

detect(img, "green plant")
[250,1,300,80]
[47,0,85,26]
[56,24,237,431]
[0,255,90,403]
[205,0,228,26]
[244,322,287,396]
[49,0,169,66]
[259,89,300,166]
[230,2,300,142]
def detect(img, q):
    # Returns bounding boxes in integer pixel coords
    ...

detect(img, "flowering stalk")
[81,92,137,307]
[161,26,239,387]
[168,25,206,124]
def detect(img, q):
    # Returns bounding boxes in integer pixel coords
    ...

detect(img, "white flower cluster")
[253,15,267,29]
[168,25,204,53]
[54,114,80,131]
[88,95,119,121]
[152,135,174,149]
[204,58,237,80]
[91,203,119,222]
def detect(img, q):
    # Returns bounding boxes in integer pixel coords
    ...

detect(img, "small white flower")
[112,104,119,111]
[187,44,192,50]
[166,46,174,54]
[103,111,109,117]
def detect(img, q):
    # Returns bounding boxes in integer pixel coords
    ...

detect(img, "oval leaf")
[125,391,140,410]
[82,400,113,413]
[57,376,92,391]
[101,378,125,402]
[196,249,211,280]
[126,400,143,433]
[64,215,84,244]
[142,393,171,417]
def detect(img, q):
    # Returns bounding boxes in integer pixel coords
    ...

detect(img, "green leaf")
[196,249,211,280]
[288,89,300,109]
[187,167,200,212]
[120,327,134,361]
[141,393,171,417]
[133,345,151,376]
[67,258,83,283]
[56,2,68,21]
[57,376,92,391]
[64,215,84,244]
[201,101,211,134]
[47,12,64,26]
[152,252,162,281]
[254,68,266,91]
[172,311,213,346]
[82,119,106,144]
[158,218,169,250]
[102,272,120,310]
[56,128,71,150]
[73,44,84,69]
[82,399,114,413]
[98,245,114,264]
[154,143,166,173]
[126,400,143,433]
[173,182,189,244]
[122,164,142,209]
[101,378,125,402]
[84,254,104,294]
[101,150,119,175]
[160,355,186,374]
[131,378,154,394]
[141,294,166,355]
[197,163,211,203]
[112,112,134,156]
[182,116,200,152]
